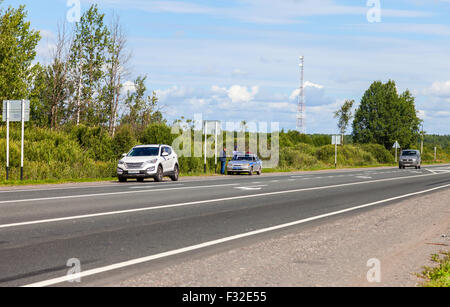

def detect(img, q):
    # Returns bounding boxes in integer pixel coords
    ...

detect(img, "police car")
[227,153,262,175]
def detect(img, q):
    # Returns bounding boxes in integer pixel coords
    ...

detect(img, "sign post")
[332,135,341,168]
[2,100,30,181]
[393,141,400,163]
[21,100,25,180]
[203,120,221,174]
[5,101,10,180]
[204,121,207,174]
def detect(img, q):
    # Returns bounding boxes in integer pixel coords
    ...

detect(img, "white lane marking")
[129,184,184,189]
[0,183,239,206]
[356,176,372,179]
[235,185,267,191]
[1,172,446,229]
[23,183,450,287]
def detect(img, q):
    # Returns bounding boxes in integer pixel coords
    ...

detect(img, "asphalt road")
[0,165,449,287]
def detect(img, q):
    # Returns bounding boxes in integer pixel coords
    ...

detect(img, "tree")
[121,76,163,133]
[0,2,41,102]
[69,4,110,126]
[31,22,72,128]
[102,14,130,137]
[352,80,421,149]
[334,99,354,146]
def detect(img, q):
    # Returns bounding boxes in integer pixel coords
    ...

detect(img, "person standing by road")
[232,145,238,160]
[220,147,227,175]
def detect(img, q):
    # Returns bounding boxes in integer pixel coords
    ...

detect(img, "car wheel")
[118,177,127,183]
[257,169,262,175]
[249,167,254,176]
[154,166,164,182]
[170,165,179,182]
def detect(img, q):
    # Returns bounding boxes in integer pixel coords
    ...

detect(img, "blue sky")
[4,0,450,134]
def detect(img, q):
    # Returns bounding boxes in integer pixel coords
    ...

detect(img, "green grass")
[418,251,450,287]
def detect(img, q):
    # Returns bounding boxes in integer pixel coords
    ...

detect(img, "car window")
[161,147,172,155]
[128,147,159,157]
[402,151,418,156]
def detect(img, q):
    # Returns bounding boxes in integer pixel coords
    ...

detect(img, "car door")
[163,146,176,172]
[160,146,172,173]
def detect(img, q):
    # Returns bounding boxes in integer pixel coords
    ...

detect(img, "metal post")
[21,100,25,181]
[5,100,10,180]
[434,146,437,161]
[335,141,337,168]
[420,124,424,155]
[204,121,207,174]
[395,146,397,163]
[214,121,218,174]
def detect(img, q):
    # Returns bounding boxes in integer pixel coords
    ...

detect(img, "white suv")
[117,145,179,182]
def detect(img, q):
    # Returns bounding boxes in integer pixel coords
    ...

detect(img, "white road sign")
[332,135,341,145]
[2,100,30,122]
[393,141,400,149]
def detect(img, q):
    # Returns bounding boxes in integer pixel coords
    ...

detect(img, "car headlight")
[118,160,125,165]
[146,159,158,164]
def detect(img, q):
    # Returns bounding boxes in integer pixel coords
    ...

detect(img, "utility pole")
[296,56,306,134]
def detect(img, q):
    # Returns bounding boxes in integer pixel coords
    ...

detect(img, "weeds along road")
[0,165,449,287]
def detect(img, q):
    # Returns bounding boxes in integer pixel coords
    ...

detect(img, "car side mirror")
[122,153,127,158]
[162,152,169,157]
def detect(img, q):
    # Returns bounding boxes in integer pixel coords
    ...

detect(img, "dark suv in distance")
[399,150,421,169]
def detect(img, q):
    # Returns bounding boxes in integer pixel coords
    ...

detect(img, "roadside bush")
[112,124,137,158]
[360,144,394,163]
[140,123,177,146]
[69,125,114,161]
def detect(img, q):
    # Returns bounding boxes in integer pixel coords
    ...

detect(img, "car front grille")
[125,163,144,169]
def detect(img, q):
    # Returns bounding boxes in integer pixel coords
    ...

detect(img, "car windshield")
[234,156,254,161]
[128,147,159,157]
[402,151,418,156]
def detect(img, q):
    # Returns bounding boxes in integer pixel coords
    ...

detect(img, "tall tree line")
[1,3,163,136]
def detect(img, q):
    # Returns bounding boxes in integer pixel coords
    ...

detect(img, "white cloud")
[155,86,196,101]
[227,85,259,103]
[289,81,324,100]
[91,0,432,25]
[426,81,450,98]
[122,81,136,94]
[231,68,248,77]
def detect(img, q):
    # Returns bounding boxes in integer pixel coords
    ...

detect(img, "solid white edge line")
[22,183,450,287]
[1,172,448,229]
